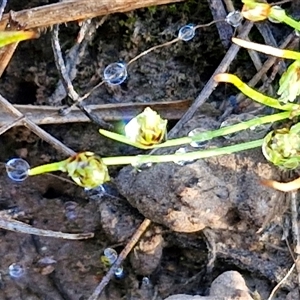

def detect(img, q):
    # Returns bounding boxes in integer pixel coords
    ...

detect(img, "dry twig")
[0,94,75,155]
[0,100,191,126]
[0,216,94,240]
[0,0,185,30]
[267,263,296,300]
[88,218,152,299]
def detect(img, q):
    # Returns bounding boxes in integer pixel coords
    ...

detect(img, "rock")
[116,161,234,232]
[115,115,279,233]
[164,271,253,300]
[130,225,164,275]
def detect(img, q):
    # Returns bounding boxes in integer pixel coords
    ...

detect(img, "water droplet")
[6,158,30,182]
[268,6,282,24]
[174,148,195,166]
[114,266,124,278]
[142,276,151,286]
[84,184,106,195]
[225,11,243,27]
[8,263,24,278]
[103,62,128,85]
[103,248,124,278]
[188,128,209,148]
[220,114,271,141]
[178,25,195,41]
[103,248,118,265]
[131,158,153,170]
[64,201,78,220]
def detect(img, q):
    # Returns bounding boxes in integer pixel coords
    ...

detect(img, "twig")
[206,0,233,48]
[0,0,185,30]
[0,93,75,155]
[0,0,7,20]
[51,24,80,102]
[49,17,107,105]
[0,100,191,127]
[51,24,113,129]
[88,218,152,300]
[222,0,235,12]
[0,216,94,239]
[165,21,254,139]
[0,115,24,135]
[267,263,295,300]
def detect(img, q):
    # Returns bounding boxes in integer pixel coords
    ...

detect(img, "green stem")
[100,111,291,149]
[102,139,263,166]
[270,7,300,32]
[28,161,67,176]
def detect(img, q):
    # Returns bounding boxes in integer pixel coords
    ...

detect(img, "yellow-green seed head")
[278,60,300,103]
[65,152,110,189]
[125,107,167,146]
[241,0,271,21]
[262,126,300,169]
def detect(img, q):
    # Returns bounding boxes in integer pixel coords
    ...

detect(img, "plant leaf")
[0,30,38,48]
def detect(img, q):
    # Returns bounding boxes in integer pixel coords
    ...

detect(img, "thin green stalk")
[270,7,300,32]
[28,161,66,176]
[102,139,263,166]
[100,111,291,149]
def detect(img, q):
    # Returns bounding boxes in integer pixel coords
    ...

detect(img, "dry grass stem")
[0,100,191,126]
[0,0,185,30]
[0,217,94,240]
[88,218,152,299]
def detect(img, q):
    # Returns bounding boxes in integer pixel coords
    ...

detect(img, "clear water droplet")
[114,266,124,278]
[64,201,78,220]
[268,6,282,24]
[188,128,209,148]
[178,25,195,41]
[8,263,24,278]
[174,147,195,166]
[103,248,118,265]
[103,62,128,85]
[142,276,150,286]
[131,161,153,170]
[225,11,243,27]
[220,114,271,141]
[84,184,106,193]
[6,158,30,182]
[103,248,124,278]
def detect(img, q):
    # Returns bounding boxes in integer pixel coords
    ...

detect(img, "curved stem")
[214,73,300,111]
[28,161,67,176]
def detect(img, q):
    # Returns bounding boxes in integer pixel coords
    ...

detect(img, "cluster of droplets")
[103,248,124,278]
[5,158,30,182]
[219,113,271,142]
[103,11,243,86]
[174,127,210,166]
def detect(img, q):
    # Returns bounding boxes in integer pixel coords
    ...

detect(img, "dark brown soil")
[0,0,298,299]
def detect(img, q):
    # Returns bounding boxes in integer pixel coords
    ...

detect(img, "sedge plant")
[10,1,300,192]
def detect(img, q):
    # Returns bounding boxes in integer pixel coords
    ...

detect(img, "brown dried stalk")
[0,0,185,30]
